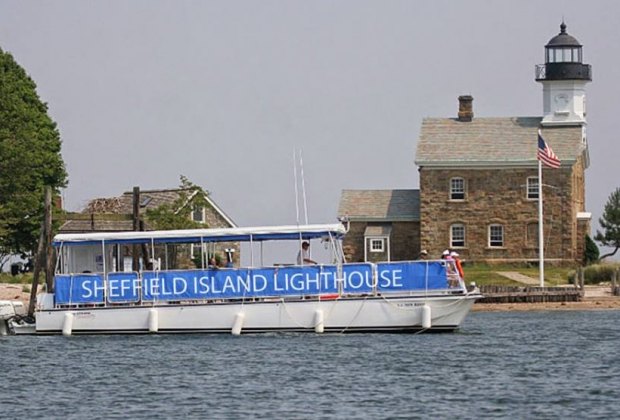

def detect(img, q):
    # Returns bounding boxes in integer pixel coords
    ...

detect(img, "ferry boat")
[9,223,481,335]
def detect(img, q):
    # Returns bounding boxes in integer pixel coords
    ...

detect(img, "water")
[2,310,620,419]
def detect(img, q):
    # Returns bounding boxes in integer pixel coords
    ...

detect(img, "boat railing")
[50,260,466,309]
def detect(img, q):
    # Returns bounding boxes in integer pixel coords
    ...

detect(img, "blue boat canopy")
[53,223,348,246]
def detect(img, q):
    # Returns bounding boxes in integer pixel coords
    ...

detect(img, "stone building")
[337,189,420,263]
[339,23,592,266]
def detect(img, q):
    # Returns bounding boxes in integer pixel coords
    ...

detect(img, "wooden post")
[139,220,151,270]
[132,186,140,272]
[28,187,52,317]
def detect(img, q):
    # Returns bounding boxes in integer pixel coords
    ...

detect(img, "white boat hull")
[33,293,479,335]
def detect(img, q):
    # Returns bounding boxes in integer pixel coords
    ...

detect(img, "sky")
[1,0,619,261]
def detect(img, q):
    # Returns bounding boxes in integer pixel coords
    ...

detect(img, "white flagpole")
[538,159,544,287]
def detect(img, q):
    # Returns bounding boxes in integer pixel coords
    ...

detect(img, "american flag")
[537,130,561,169]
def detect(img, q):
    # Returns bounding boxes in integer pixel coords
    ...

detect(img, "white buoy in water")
[314,309,324,333]
[62,312,74,337]
[421,305,432,329]
[231,312,245,336]
[148,308,159,333]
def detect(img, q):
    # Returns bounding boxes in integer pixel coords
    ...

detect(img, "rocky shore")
[0,283,30,303]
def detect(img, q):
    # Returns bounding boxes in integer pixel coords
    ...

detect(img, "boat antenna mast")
[292,148,310,226]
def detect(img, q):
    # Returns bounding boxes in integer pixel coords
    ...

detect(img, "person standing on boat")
[297,241,317,265]
[450,251,465,279]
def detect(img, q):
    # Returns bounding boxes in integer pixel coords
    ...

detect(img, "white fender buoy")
[314,309,324,333]
[0,321,8,336]
[421,305,432,329]
[231,312,245,336]
[62,312,74,337]
[148,308,159,333]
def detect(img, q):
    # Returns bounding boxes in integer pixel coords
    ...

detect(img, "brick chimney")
[458,95,474,122]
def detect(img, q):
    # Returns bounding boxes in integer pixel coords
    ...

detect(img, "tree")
[584,234,599,265]
[145,176,210,268]
[144,175,210,230]
[595,187,620,260]
[0,48,67,259]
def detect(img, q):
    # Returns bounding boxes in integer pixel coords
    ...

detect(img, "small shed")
[337,189,420,263]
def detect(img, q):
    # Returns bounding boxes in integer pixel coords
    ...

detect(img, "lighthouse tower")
[536,22,592,126]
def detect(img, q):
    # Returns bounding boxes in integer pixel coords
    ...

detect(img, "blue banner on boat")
[376,261,448,291]
[139,264,373,301]
[53,261,450,304]
[107,272,140,303]
[55,274,105,304]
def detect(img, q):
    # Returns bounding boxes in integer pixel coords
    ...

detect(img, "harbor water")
[1,310,619,419]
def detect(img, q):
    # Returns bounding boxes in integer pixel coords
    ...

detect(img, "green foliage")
[463,263,572,286]
[0,272,34,284]
[595,187,620,260]
[0,48,67,256]
[144,175,210,230]
[584,234,599,265]
[568,263,620,285]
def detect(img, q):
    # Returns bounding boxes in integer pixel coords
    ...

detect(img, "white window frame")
[450,177,465,200]
[527,176,539,200]
[489,224,504,248]
[450,224,465,248]
[369,238,385,253]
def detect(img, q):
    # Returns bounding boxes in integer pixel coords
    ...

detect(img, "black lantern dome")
[536,22,591,81]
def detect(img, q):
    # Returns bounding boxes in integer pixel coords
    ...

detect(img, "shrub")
[584,234,600,265]
[568,263,620,285]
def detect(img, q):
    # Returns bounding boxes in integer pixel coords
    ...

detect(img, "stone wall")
[343,221,420,263]
[419,161,587,265]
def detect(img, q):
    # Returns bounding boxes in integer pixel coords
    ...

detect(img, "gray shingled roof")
[364,225,393,236]
[58,219,135,233]
[338,190,419,221]
[82,189,189,214]
[415,117,586,167]
[59,188,236,233]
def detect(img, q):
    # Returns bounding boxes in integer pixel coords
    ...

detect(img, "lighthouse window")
[527,177,539,200]
[489,224,504,248]
[562,48,572,62]
[450,177,465,200]
[450,224,465,248]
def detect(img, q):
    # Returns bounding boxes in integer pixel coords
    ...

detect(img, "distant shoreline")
[473,297,620,312]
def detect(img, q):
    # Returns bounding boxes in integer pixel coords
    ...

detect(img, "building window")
[450,178,465,200]
[527,177,539,200]
[192,205,205,223]
[489,224,504,247]
[370,238,385,252]
[450,224,465,248]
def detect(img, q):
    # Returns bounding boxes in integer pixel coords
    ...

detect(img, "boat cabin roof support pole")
[249,234,254,267]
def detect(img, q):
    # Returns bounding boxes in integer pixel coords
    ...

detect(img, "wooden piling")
[28,187,52,317]
[132,186,140,271]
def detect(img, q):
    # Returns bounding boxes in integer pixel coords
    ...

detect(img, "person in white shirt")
[297,241,317,265]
